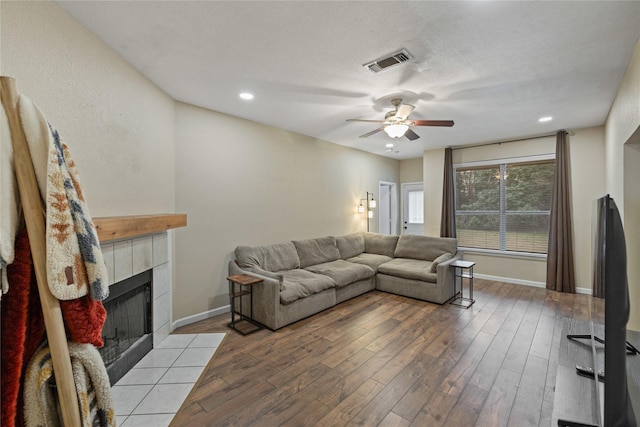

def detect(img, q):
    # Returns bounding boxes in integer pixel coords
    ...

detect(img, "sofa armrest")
[435,253,462,296]
[228,260,280,330]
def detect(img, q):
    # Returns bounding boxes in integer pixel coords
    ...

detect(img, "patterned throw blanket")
[15,95,109,301]
[23,342,115,427]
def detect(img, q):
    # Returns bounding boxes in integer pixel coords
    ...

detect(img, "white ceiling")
[57,1,640,160]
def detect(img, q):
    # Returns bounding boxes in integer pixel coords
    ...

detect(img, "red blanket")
[1,228,106,426]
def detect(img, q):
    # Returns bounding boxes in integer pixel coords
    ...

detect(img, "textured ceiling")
[57,1,640,159]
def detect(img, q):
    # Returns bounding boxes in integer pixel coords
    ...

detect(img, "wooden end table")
[227,274,264,335]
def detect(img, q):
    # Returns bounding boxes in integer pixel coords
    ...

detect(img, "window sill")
[459,247,547,260]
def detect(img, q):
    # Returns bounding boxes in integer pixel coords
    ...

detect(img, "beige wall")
[399,158,423,183]
[423,148,445,236]
[173,102,399,319]
[0,1,400,322]
[423,130,606,289]
[606,38,640,330]
[569,127,607,290]
[5,0,637,327]
[1,1,176,216]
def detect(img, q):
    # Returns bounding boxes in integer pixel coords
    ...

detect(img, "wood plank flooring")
[170,279,590,427]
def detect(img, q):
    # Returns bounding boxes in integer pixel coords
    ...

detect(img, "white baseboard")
[475,273,593,295]
[172,278,594,330]
[474,273,545,288]
[172,305,230,330]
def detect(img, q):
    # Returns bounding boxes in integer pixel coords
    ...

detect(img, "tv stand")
[567,333,639,355]
[557,420,597,427]
[553,320,640,426]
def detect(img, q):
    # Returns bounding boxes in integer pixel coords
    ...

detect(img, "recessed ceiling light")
[538,116,553,123]
[239,92,254,100]
[385,143,394,148]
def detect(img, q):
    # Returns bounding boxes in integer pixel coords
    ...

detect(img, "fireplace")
[99,269,153,385]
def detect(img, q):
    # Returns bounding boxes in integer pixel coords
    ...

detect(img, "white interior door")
[378,181,398,235]
[402,182,424,235]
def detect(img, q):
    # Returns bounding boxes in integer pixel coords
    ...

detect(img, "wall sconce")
[358,192,376,231]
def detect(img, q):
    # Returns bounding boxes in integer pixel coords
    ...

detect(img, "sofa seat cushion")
[347,253,393,271]
[305,260,374,288]
[377,258,438,282]
[293,236,341,268]
[279,269,336,305]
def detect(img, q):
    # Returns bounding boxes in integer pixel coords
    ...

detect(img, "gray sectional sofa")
[228,231,460,330]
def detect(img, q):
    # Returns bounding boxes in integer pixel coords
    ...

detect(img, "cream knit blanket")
[0,94,108,301]
[24,342,116,427]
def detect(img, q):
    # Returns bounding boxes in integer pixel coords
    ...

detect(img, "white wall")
[173,102,399,319]
[1,1,176,216]
[423,130,606,289]
[606,38,640,330]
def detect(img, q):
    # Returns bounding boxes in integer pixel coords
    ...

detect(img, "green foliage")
[455,167,500,211]
[454,160,554,251]
[506,163,554,211]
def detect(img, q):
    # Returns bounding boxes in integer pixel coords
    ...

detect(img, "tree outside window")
[454,159,555,254]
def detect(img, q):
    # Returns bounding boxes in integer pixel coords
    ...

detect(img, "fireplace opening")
[99,269,153,385]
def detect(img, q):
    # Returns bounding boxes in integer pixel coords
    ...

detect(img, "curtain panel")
[546,131,576,293]
[440,147,456,238]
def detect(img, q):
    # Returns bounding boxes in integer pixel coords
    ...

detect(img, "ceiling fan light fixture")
[384,124,409,138]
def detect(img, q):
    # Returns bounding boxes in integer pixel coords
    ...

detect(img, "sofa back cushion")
[293,236,341,268]
[394,235,457,261]
[364,233,399,257]
[235,241,300,272]
[336,232,365,259]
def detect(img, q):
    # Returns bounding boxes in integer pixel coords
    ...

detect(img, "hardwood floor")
[170,280,591,426]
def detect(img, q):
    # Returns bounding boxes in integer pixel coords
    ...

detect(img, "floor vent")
[364,49,413,73]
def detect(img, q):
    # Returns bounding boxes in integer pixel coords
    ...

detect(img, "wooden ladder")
[1,76,82,426]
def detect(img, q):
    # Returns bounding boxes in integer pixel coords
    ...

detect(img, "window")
[407,190,424,224]
[454,157,555,254]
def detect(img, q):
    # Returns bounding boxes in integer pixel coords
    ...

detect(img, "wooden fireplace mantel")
[93,214,187,242]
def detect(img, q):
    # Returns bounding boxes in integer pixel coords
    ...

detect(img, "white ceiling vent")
[364,49,413,73]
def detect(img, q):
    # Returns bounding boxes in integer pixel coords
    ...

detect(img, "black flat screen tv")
[596,194,636,427]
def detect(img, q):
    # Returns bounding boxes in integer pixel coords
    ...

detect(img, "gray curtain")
[440,147,456,238]
[546,131,576,293]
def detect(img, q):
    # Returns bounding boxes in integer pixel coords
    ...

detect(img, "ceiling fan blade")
[395,104,415,121]
[404,128,420,141]
[346,118,386,123]
[411,120,455,127]
[359,128,384,138]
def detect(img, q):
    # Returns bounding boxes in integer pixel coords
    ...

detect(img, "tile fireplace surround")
[101,232,172,347]
[95,214,187,349]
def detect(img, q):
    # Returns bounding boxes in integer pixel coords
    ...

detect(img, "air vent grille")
[364,49,413,73]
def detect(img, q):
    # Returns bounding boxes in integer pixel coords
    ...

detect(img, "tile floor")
[111,333,226,427]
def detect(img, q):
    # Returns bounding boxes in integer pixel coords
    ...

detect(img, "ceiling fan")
[346,98,454,141]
